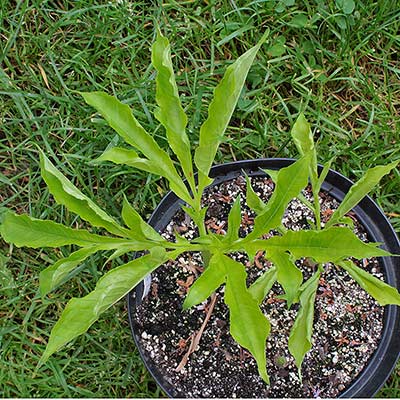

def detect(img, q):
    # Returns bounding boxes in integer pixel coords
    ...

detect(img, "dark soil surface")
[131,175,384,398]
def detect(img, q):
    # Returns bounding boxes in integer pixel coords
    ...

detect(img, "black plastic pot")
[127,158,400,398]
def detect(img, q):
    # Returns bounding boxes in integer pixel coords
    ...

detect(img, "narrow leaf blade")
[40,251,168,363]
[96,147,167,177]
[81,91,166,160]
[249,155,311,239]
[238,227,391,263]
[269,251,303,307]
[224,197,242,243]
[245,175,265,214]
[327,161,399,227]
[80,91,192,204]
[288,268,321,374]
[122,197,163,242]
[339,260,400,306]
[40,246,100,296]
[97,149,193,206]
[221,253,271,383]
[264,227,391,263]
[40,151,128,237]
[291,113,314,156]
[183,253,226,310]
[248,267,277,305]
[194,33,267,183]
[262,168,279,184]
[316,157,334,192]
[0,212,124,248]
[152,31,194,187]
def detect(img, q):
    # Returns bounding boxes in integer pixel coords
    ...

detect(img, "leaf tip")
[79,91,109,107]
[258,29,270,48]
[39,273,51,298]
[155,24,163,39]
[259,368,270,385]
[87,157,102,166]
[296,366,303,382]
[78,91,90,102]
[182,296,193,311]
[38,349,51,367]
[32,142,43,154]
[37,147,50,171]
[0,207,9,225]
[293,112,310,133]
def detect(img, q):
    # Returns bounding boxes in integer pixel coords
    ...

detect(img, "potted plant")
[0,30,399,397]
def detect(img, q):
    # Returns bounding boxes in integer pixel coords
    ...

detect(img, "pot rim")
[127,158,400,398]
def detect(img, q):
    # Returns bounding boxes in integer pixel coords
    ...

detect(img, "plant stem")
[310,150,321,230]
[313,190,321,230]
[194,205,211,268]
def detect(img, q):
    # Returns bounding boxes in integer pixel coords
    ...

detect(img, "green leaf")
[40,250,169,363]
[245,175,265,214]
[248,155,311,239]
[80,91,192,205]
[275,1,286,12]
[335,15,347,30]
[265,227,390,262]
[183,253,226,310]
[291,113,314,156]
[336,0,355,14]
[343,0,355,14]
[97,150,197,220]
[181,204,208,224]
[297,192,315,213]
[337,216,355,229]
[291,113,320,208]
[121,196,163,242]
[194,32,268,190]
[221,253,270,384]
[268,36,286,57]
[289,14,308,28]
[152,30,194,189]
[316,157,334,193]
[103,246,133,265]
[248,267,277,305]
[81,91,166,160]
[263,168,279,184]
[269,251,302,308]
[326,161,399,228]
[96,147,170,177]
[239,227,391,263]
[0,212,126,248]
[223,197,242,243]
[40,246,101,296]
[268,43,286,57]
[290,114,319,225]
[339,260,400,306]
[288,267,322,375]
[310,157,334,229]
[40,151,129,238]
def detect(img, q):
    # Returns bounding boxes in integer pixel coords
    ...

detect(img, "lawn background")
[1,0,399,397]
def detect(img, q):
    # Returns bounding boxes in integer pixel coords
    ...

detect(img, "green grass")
[1,0,399,397]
